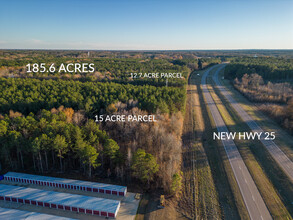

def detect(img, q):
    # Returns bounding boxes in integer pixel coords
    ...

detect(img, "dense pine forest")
[0,78,186,115]
[0,108,113,177]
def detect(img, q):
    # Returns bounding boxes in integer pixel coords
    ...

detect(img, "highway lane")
[201,66,272,220]
[213,64,293,183]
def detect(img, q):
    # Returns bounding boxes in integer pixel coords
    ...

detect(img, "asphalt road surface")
[201,65,272,220]
[213,64,293,183]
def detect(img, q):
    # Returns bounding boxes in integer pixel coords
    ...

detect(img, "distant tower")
[254,54,258,58]
[88,52,90,58]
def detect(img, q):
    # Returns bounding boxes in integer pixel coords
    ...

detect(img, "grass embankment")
[189,72,221,219]
[192,70,245,219]
[180,69,222,219]
[209,67,292,219]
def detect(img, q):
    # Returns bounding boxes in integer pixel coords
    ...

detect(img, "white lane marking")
[205,66,272,219]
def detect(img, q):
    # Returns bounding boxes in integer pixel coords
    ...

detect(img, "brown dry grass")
[178,70,224,219]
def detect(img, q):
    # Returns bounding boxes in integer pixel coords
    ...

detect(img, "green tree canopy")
[131,149,159,186]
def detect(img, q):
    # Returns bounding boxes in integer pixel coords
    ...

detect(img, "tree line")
[233,73,293,135]
[233,73,293,103]
[224,57,293,80]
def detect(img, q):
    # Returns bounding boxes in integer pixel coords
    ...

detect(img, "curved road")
[201,65,272,220]
[213,64,293,183]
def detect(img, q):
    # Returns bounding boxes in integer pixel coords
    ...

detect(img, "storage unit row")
[0,184,120,218]
[0,207,75,220]
[4,172,127,196]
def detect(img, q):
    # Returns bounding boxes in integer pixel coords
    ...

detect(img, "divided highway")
[213,64,293,183]
[201,66,272,220]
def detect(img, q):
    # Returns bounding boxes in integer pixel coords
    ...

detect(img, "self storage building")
[0,184,120,218]
[0,207,75,220]
[4,172,127,196]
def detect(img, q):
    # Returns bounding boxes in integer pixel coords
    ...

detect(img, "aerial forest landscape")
[0,0,293,220]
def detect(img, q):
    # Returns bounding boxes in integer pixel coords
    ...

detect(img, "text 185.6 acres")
[26,63,95,73]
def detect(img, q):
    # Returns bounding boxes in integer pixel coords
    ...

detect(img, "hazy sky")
[0,0,292,50]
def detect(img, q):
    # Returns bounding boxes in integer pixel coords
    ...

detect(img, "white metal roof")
[5,172,127,193]
[0,184,120,214]
[0,207,75,220]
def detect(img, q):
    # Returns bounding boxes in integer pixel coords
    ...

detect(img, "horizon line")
[1,48,293,51]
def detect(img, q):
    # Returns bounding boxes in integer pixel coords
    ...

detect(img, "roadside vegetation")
[180,73,221,219]
[233,74,293,134]
[208,70,292,218]
[225,57,293,135]
[233,73,293,103]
